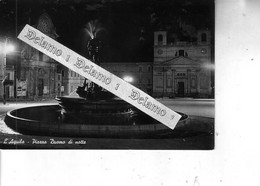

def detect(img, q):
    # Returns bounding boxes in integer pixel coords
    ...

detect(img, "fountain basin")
[4,104,189,138]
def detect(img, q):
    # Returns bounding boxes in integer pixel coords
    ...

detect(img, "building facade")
[103,29,213,98]
[59,66,84,96]
[18,13,84,100]
[18,13,59,100]
[101,62,153,95]
[153,29,213,97]
[0,50,17,100]
[14,13,213,100]
[0,37,18,100]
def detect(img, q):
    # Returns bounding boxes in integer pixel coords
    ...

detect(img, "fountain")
[4,31,189,138]
[4,92,189,138]
[4,72,189,138]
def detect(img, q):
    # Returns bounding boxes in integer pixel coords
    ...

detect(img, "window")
[201,33,207,42]
[148,66,151,72]
[39,52,43,61]
[61,70,64,77]
[158,34,163,42]
[179,50,184,56]
[177,73,186,77]
[139,66,143,72]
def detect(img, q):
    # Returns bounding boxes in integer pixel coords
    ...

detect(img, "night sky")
[0,0,214,62]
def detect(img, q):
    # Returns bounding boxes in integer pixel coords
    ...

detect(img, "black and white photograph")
[1,0,260,185]
[0,0,214,149]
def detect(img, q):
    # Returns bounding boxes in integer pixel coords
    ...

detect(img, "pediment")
[162,56,200,67]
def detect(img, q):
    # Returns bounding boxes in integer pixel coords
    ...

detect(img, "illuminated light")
[123,76,133,83]
[5,44,15,53]
[203,63,215,70]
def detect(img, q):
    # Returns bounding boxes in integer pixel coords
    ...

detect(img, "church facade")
[19,13,60,99]
[103,29,214,98]
[152,29,213,97]
[19,13,83,99]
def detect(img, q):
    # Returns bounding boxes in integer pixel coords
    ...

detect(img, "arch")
[148,66,151,72]
[158,34,163,42]
[38,68,46,78]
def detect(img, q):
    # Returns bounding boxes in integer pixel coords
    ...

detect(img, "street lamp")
[123,76,134,83]
[5,44,15,53]
[0,38,15,104]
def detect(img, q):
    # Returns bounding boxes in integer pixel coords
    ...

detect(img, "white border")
[2,0,260,185]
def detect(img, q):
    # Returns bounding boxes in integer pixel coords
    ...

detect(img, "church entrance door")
[177,82,184,96]
[38,79,44,96]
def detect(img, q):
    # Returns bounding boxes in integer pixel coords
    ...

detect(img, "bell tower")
[154,31,167,46]
[197,29,211,45]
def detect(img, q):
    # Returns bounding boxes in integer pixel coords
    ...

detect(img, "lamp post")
[0,37,15,104]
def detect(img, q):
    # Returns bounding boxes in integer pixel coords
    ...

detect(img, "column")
[49,63,51,98]
[34,67,38,98]
[172,69,175,96]
[196,69,200,95]
[162,67,167,97]
[26,65,30,98]
[187,69,191,95]
[162,67,165,97]
[53,63,56,97]
[29,66,34,99]
[0,51,5,100]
